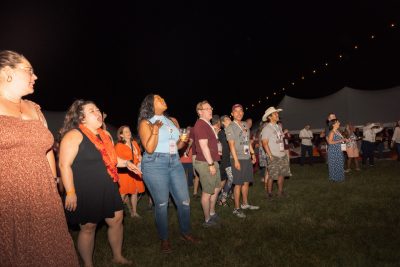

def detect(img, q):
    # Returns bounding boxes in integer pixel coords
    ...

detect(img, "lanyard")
[233,120,248,142]
[161,116,175,140]
[269,123,283,140]
[200,118,218,139]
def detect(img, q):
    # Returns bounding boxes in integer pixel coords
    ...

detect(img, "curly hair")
[137,94,155,129]
[58,99,95,140]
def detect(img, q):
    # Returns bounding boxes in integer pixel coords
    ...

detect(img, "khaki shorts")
[194,160,221,194]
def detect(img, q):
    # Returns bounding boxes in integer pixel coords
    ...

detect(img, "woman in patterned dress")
[0,50,79,266]
[327,119,348,182]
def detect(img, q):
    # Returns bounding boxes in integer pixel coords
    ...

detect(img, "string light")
[244,21,397,111]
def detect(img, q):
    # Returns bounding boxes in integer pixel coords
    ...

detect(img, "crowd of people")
[1,49,399,266]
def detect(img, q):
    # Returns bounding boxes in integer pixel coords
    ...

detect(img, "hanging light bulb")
[354,45,358,49]
[325,62,328,66]
[301,76,305,80]
[371,35,375,39]
[312,70,316,74]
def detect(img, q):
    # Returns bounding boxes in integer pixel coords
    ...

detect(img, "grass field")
[70,160,400,267]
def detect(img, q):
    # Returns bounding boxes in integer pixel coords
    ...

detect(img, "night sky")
[1,1,399,129]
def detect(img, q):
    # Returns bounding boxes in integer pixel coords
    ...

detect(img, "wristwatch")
[208,162,214,166]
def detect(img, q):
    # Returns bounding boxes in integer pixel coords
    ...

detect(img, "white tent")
[277,86,400,132]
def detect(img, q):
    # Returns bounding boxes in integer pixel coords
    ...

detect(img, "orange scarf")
[79,124,119,182]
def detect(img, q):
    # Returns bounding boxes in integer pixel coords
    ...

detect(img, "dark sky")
[1,1,399,129]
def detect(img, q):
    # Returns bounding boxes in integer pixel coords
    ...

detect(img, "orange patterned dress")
[115,140,145,195]
[0,113,79,266]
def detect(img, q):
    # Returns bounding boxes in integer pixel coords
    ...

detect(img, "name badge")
[217,142,223,155]
[169,140,177,154]
[341,143,347,151]
[243,145,249,154]
[279,142,285,152]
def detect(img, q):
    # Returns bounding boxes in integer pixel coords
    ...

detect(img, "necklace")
[0,95,22,117]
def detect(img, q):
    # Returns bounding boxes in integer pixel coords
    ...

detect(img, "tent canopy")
[277,87,400,132]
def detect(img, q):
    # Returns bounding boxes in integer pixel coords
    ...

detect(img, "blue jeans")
[142,152,191,240]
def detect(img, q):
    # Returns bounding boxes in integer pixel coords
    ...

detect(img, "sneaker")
[209,213,220,223]
[202,220,218,228]
[240,204,260,210]
[232,209,246,218]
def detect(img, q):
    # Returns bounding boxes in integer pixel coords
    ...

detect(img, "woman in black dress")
[59,100,140,267]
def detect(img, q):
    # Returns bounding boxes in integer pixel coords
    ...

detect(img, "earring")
[6,76,12,82]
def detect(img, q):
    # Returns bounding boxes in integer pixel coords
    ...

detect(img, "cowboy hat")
[262,106,282,122]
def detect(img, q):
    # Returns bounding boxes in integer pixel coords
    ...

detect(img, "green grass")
[70,160,400,267]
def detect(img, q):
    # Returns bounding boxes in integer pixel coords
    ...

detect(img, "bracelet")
[208,162,214,167]
[250,152,255,156]
[66,189,75,196]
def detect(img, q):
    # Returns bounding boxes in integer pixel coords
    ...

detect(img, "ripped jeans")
[142,152,191,240]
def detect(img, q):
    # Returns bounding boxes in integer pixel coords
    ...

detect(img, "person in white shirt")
[361,122,383,166]
[299,125,314,166]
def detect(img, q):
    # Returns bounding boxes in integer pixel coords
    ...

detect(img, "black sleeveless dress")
[65,130,123,225]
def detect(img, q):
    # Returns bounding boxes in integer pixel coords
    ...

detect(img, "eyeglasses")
[18,66,35,75]
[201,107,213,111]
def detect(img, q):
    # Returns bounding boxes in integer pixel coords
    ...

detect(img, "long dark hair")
[58,99,95,140]
[137,94,156,130]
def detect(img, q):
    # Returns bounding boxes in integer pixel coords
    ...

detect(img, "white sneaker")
[232,209,246,218]
[240,204,260,210]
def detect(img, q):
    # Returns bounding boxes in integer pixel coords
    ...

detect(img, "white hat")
[262,106,283,122]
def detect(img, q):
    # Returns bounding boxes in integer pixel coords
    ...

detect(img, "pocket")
[142,153,157,164]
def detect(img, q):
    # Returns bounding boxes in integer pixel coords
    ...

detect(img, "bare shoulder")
[22,99,40,113]
[62,129,83,144]
[139,119,151,128]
